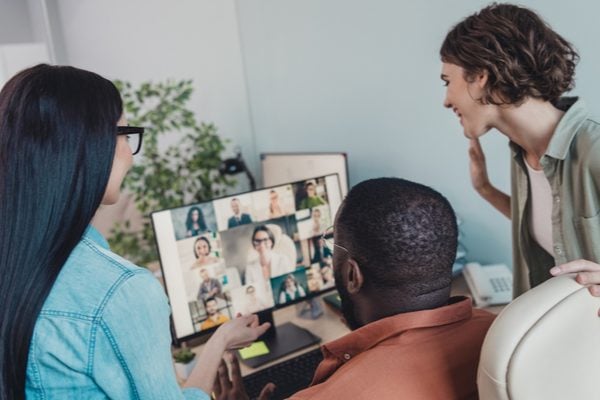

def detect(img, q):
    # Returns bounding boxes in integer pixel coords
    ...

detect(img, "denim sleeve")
[92,269,210,400]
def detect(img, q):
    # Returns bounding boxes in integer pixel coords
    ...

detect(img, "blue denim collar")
[83,225,110,250]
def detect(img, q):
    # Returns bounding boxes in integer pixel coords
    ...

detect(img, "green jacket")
[511,97,600,296]
[299,196,326,209]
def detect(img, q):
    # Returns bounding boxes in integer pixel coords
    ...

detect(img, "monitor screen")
[151,174,342,342]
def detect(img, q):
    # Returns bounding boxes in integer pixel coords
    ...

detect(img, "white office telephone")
[463,262,513,307]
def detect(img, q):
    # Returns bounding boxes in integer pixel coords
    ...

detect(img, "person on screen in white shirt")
[240,285,271,315]
[190,237,220,269]
[278,274,307,304]
[244,225,294,286]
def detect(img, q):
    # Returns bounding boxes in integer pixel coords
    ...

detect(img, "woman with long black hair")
[0,64,269,400]
[186,206,208,237]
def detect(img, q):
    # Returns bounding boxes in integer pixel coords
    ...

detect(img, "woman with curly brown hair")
[440,3,600,302]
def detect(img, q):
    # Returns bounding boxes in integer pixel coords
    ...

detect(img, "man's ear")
[345,258,364,295]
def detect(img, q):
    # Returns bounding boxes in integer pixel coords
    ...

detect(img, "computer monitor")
[151,173,343,366]
[261,152,349,196]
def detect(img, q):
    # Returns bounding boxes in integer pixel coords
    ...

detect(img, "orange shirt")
[200,314,229,330]
[290,297,495,400]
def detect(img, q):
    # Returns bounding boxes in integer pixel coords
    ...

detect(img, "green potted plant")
[172,348,197,380]
[109,79,236,265]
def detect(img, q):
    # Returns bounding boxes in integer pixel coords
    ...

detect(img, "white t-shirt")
[244,252,295,286]
[524,159,555,257]
[279,285,306,304]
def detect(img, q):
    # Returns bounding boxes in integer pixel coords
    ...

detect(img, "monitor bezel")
[260,151,349,196]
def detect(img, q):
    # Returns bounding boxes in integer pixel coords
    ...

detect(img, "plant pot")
[174,356,197,381]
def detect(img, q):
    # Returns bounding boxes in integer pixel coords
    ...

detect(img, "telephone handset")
[463,262,513,307]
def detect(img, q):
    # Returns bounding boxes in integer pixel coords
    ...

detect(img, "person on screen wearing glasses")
[244,225,295,289]
[0,64,269,400]
[213,178,495,400]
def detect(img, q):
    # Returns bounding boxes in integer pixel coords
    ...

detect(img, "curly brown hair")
[440,3,579,105]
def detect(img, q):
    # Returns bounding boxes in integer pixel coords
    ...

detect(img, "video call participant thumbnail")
[268,189,286,219]
[307,269,322,292]
[311,237,333,267]
[200,297,230,330]
[240,285,271,315]
[320,265,335,290]
[311,208,325,237]
[277,273,307,305]
[185,206,208,237]
[190,237,220,269]
[228,198,253,228]
[244,225,295,286]
[216,178,496,399]
[298,181,327,210]
[197,267,222,303]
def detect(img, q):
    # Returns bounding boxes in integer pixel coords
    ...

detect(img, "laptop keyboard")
[243,348,323,400]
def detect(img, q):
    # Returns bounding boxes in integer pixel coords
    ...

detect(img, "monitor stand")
[237,309,321,368]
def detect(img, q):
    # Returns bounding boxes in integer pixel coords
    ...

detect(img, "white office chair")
[477,274,600,400]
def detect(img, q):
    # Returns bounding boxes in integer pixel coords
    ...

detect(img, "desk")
[174,294,349,381]
[237,296,349,376]
[184,274,503,377]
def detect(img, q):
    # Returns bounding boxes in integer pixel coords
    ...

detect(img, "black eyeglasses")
[253,238,272,247]
[117,126,145,155]
[321,226,349,256]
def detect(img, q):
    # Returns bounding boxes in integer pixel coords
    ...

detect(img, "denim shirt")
[25,226,209,400]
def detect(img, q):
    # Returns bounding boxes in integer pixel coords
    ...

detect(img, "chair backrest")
[478,274,600,400]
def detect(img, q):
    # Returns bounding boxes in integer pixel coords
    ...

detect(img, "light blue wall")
[0,0,33,44]
[235,0,600,267]
[2,1,599,266]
